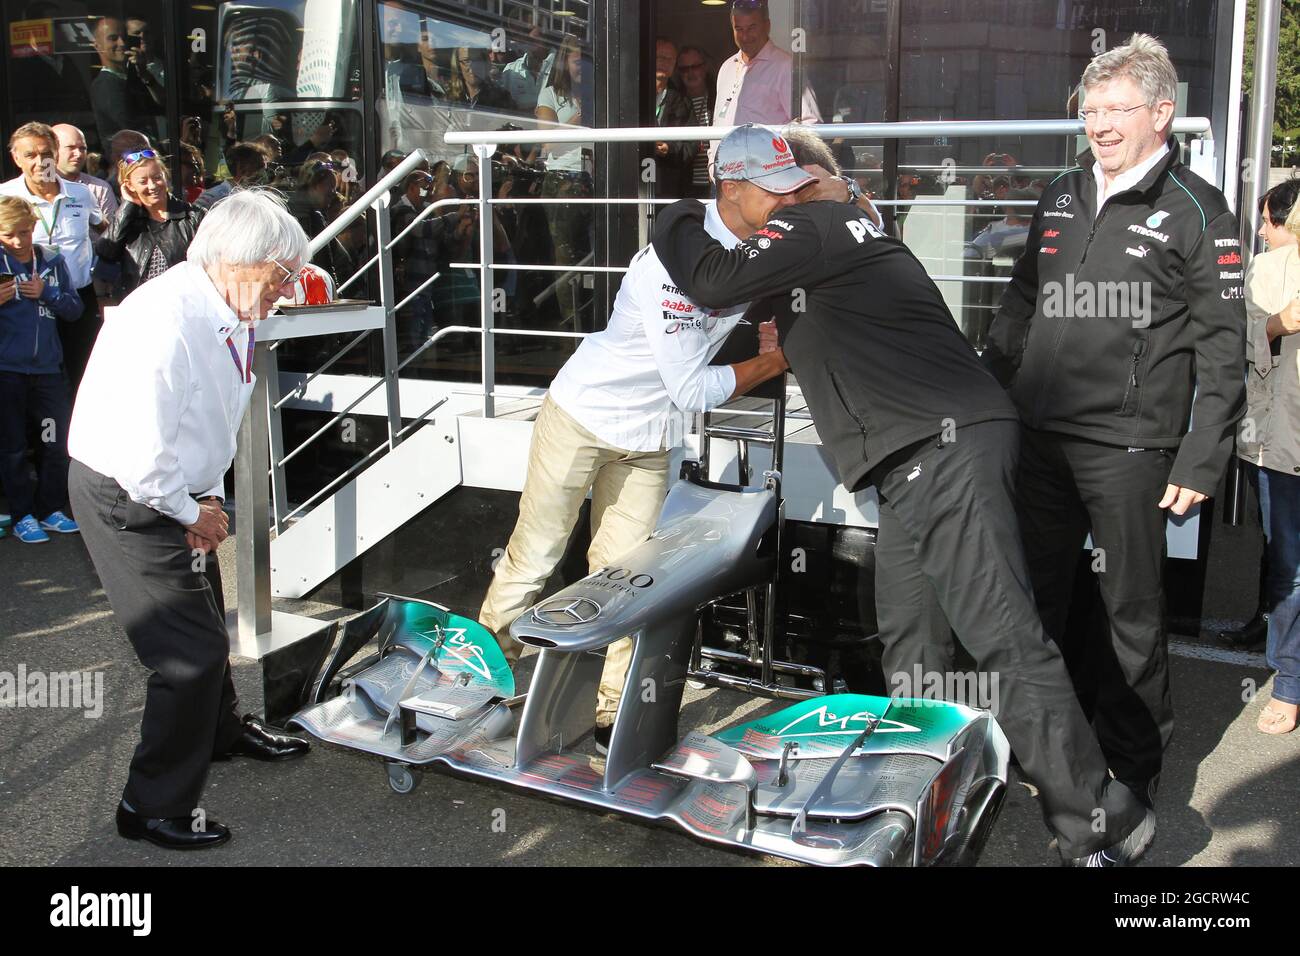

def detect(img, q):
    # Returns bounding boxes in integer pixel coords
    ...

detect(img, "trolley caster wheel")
[386,762,417,795]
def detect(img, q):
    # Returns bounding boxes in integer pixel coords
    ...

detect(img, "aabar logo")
[1043,229,1061,238]
[661,299,694,313]
[1218,252,1242,266]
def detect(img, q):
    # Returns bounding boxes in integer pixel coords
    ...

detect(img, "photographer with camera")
[90,17,159,148]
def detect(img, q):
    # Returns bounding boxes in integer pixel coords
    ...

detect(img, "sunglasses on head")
[121,148,159,165]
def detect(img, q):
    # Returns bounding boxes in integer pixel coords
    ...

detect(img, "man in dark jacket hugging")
[0,195,84,543]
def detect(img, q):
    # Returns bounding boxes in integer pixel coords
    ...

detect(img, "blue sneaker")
[39,511,79,534]
[13,515,50,544]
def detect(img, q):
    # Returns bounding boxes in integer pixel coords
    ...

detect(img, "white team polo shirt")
[0,175,102,289]
[547,201,751,452]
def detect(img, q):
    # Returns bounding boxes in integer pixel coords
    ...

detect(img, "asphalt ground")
[0,517,1295,868]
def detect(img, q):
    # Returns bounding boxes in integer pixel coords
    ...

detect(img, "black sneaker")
[593,724,611,755]
[1065,809,1157,867]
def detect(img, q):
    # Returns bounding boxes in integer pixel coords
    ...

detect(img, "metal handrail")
[444,117,1213,146]
[270,116,1216,537]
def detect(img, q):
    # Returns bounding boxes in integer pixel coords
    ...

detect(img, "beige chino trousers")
[478,395,670,727]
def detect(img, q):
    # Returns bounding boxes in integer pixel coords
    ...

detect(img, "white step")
[270,419,462,598]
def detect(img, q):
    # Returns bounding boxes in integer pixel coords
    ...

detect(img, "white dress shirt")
[1092,140,1172,216]
[68,261,254,528]
[547,201,750,452]
[0,175,102,288]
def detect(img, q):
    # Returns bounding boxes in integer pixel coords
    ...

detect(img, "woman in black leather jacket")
[95,148,203,296]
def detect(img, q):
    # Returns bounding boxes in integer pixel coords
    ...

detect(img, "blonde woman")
[1241,179,1300,734]
[94,148,202,295]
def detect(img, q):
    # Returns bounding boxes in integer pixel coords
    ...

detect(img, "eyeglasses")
[271,258,304,289]
[1078,103,1151,124]
[121,148,159,165]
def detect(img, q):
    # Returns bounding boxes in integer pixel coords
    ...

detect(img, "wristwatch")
[838,175,865,204]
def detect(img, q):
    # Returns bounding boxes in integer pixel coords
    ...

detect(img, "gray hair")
[783,124,840,175]
[187,188,309,270]
[1080,33,1178,109]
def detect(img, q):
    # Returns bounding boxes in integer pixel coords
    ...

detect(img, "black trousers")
[1014,427,1174,801]
[0,371,71,520]
[58,285,100,393]
[872,420,1146,857]
[69,459,243,818]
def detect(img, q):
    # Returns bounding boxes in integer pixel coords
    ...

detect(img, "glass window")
[800,0,1223,346]
[180,0,367,374]
[378,1,596,387]
[5,2,170,161]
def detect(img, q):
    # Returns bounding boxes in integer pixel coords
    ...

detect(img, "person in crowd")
[479,128,791,755]
[68,189,312,851]
[52,124,118,224]
[194,142,270,211]
[981,34,1245,810]
[676,45,716,199]
[253,132,285,166]
[180,144,208,205]
[290,157,351,287]
[447,46,515,112]
[500,22,554,114]
[1225,182,1300,651]
[125,16,167,109]
[105,129,152,193]
[653,123,1155,867]
[965,186,1038,260]
[90,16,159,147]
[0,196,83,544]
[537,35,593,329]
[287,112,351,166]
[95,149,202,297]
[652,37,696,199]
[390,169,444,353]
[1239,179,1300,734]
[0,123,104,390]
[711,0,821,166]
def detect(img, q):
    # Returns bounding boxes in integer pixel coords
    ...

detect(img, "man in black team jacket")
[982,35,1245,809]
[653,124,1154,866]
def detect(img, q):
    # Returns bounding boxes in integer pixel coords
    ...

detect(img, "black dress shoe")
[116,802,231,850]
[215,714,311,762]
[1220,615,1267,649]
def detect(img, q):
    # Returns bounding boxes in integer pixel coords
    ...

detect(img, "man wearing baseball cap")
[651,124,1156,867]
[477,126,800,753]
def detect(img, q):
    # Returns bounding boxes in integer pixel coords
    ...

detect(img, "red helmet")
[289,263,335,305]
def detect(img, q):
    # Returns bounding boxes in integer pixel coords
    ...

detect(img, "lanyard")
[224,326,255,384]
[33,195,64,240]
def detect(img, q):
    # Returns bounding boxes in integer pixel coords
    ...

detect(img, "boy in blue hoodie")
[0,195,84,543]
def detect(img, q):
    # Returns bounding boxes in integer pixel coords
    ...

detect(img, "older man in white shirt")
[68,190,312,851]
[478,126,811,753]
[712,0,821,164]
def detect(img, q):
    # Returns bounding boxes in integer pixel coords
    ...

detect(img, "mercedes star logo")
[1056,194,1072,209]
[533,597,602,626]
